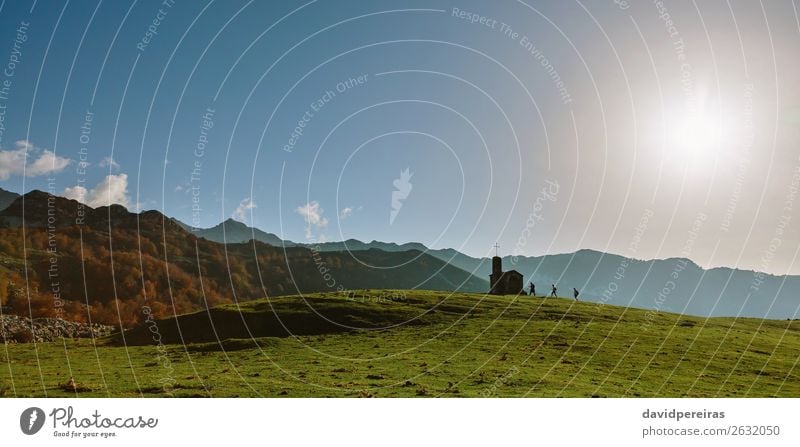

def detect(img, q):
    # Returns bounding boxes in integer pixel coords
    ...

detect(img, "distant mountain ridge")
[177,216,800,320]
[182,217,430,254]
[173,217,292,247]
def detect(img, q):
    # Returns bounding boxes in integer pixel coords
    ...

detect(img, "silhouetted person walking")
[550,284,557,297]
[529,282,535,296]
[573,288,580,301]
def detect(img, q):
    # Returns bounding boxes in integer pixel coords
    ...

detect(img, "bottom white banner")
[0,398,796,446]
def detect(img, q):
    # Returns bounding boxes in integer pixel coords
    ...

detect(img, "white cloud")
[297,201,328,226]
[232,197,257,223]
[98,156,120,170]
[296,200,329,239]
[62,185,88,203]
[339,207,353,219]
[0,140,71,180]
[27,150,72,176]
[62,174,131,208]
[0,144,27,180]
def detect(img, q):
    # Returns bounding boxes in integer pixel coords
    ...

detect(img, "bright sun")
[676,113,720,151]
[661,95,735,167]
[673,112,727,155]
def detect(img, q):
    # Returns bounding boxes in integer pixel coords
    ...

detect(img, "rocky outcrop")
[1,315,116,343]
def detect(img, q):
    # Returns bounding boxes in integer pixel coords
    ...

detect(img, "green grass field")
[2,290,799,397]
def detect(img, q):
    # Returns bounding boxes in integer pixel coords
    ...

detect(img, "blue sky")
[0,0,799,274]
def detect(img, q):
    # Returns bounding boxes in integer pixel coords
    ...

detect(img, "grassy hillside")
[1,290,799,397]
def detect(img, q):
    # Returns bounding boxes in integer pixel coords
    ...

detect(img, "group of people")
[528,282,579,301]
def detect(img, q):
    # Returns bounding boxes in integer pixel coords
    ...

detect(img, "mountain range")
[0,187,798,321]
[0,189,486,326]
[182,201,800,320]
[0,188,19,211]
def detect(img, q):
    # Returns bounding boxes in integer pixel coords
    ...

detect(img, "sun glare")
[672,110,729,158]
[660,92,735,167]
